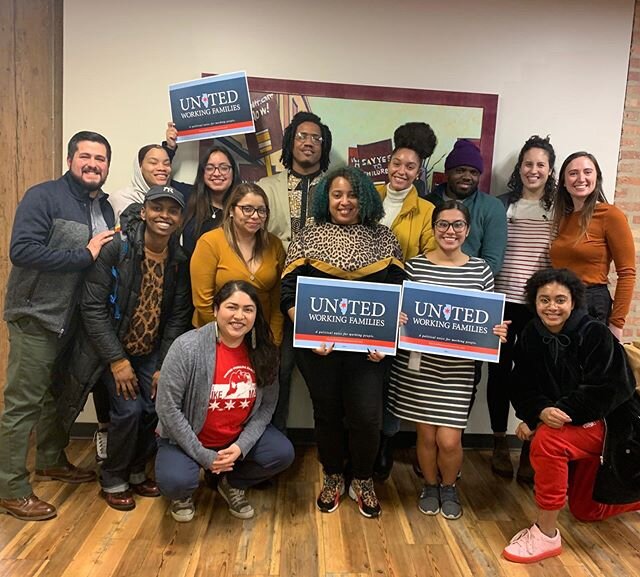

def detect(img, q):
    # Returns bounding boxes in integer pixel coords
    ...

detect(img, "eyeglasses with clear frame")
[434,219,468,232]
[235,205,269,218]
[204,163,232,175]
[294,131,323,144]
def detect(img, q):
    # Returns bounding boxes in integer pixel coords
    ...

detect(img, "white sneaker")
[171,497,195,522]
[94,428,108,462]
[503,523,562,563]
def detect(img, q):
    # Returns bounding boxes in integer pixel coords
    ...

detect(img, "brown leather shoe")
[0,494,57,521]
[130,479,161,498]
[100,489,136,511]
[34,463,96,484]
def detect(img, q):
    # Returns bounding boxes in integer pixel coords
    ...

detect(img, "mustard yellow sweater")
[190,228,286,344]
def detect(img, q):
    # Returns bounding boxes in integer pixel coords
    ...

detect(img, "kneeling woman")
[155,281,294,522]
[503,268,640,563]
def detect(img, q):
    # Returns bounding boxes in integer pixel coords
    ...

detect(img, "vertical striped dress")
[388,256,494,428]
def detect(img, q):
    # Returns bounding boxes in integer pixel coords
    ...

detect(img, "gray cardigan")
[155,322,279,468]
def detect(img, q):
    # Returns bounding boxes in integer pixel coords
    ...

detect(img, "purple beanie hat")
[444,139,484,174]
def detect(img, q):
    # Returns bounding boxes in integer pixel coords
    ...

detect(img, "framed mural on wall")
[198,74,498,193]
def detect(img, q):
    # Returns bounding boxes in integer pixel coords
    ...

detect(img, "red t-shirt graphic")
[197,341,257,448]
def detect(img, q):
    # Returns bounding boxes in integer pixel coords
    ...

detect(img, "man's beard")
[70,170,106,192]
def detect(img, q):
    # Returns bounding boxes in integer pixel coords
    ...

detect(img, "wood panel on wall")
[0,0,63,397]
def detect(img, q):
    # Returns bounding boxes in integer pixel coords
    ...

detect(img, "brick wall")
[615,0,640,339]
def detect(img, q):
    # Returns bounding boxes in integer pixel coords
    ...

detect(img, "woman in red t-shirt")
[155,281,294,522]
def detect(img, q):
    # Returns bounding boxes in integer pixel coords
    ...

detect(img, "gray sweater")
[155,322,279,468]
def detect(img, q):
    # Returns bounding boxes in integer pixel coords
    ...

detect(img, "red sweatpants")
[530,421,640,521]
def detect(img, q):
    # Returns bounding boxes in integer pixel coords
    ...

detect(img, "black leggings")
[295,349,385,479]
[486,302,534,433]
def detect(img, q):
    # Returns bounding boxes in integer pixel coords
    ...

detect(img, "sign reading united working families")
[169,71,254,143]
[399,281,505,363]
[294,277,402,355]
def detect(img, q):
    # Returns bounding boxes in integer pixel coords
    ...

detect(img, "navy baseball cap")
[145,185,185,209]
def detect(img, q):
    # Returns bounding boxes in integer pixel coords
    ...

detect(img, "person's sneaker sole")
[171,508,195,522]
[502,545,562,563]
[440,507,462,520]
[348,485,381,519]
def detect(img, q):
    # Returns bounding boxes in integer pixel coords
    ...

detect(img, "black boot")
[491,435,514,478]
[516,440,534,485]
[373,434,394,481]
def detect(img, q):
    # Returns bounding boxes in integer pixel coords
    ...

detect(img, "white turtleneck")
[381,183,412,228]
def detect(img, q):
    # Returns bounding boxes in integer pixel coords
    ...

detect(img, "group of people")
[0,111,638,565]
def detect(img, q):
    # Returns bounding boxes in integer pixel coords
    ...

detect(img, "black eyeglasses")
[204,164,232,175]
[236,205,269,218]
[294,131,323,144]
[434,219,467,232]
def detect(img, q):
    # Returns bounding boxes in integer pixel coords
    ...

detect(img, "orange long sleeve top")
[550,203,636,329]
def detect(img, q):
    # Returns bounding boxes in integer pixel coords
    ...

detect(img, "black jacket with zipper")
[55,203,192,432]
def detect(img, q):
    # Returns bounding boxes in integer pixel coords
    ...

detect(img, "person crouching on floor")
[155,281,294,522]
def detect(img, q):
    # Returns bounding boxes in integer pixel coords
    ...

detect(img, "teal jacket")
[425,184,507,276]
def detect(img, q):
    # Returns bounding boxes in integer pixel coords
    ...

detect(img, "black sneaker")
[439,484,462,520]
[317,473,345,513]
[349,478,381,518]
[418,484,440,515]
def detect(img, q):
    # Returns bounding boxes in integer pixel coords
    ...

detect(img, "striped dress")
[388,256,494,428]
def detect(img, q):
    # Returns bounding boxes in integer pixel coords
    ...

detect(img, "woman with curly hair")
[550,152,635,341]
[374,122,438,480]
[281,166,404,518]
[488,135,557,481]
[502,268,640,563]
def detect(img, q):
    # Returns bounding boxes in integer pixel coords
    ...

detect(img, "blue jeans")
[100,351,158,492]
[155,425,294,500]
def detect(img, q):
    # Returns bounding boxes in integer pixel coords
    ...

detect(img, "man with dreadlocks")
[258,111,333,433]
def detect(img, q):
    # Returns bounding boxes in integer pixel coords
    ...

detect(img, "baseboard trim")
[71,424,522,449]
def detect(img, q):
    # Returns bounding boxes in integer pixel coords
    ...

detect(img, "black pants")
[295,349,385,479]
[586,284,612,325]
[272,318,297,432]
[92,378,111,424]
[486,302,534,433]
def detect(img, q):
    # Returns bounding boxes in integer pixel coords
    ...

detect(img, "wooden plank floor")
[1,441,639,577]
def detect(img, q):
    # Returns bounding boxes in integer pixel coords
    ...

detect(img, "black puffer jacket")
[55,203,191,431]
[511,309,640,504]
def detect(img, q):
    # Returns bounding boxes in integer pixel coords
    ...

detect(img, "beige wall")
[63,0,636,432]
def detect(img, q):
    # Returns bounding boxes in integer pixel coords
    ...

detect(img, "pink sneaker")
[503,524,562,563]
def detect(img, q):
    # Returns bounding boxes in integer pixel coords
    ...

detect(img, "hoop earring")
[251,327,257,349]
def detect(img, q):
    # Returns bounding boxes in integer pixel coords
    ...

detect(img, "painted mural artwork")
[198,75,498,192]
